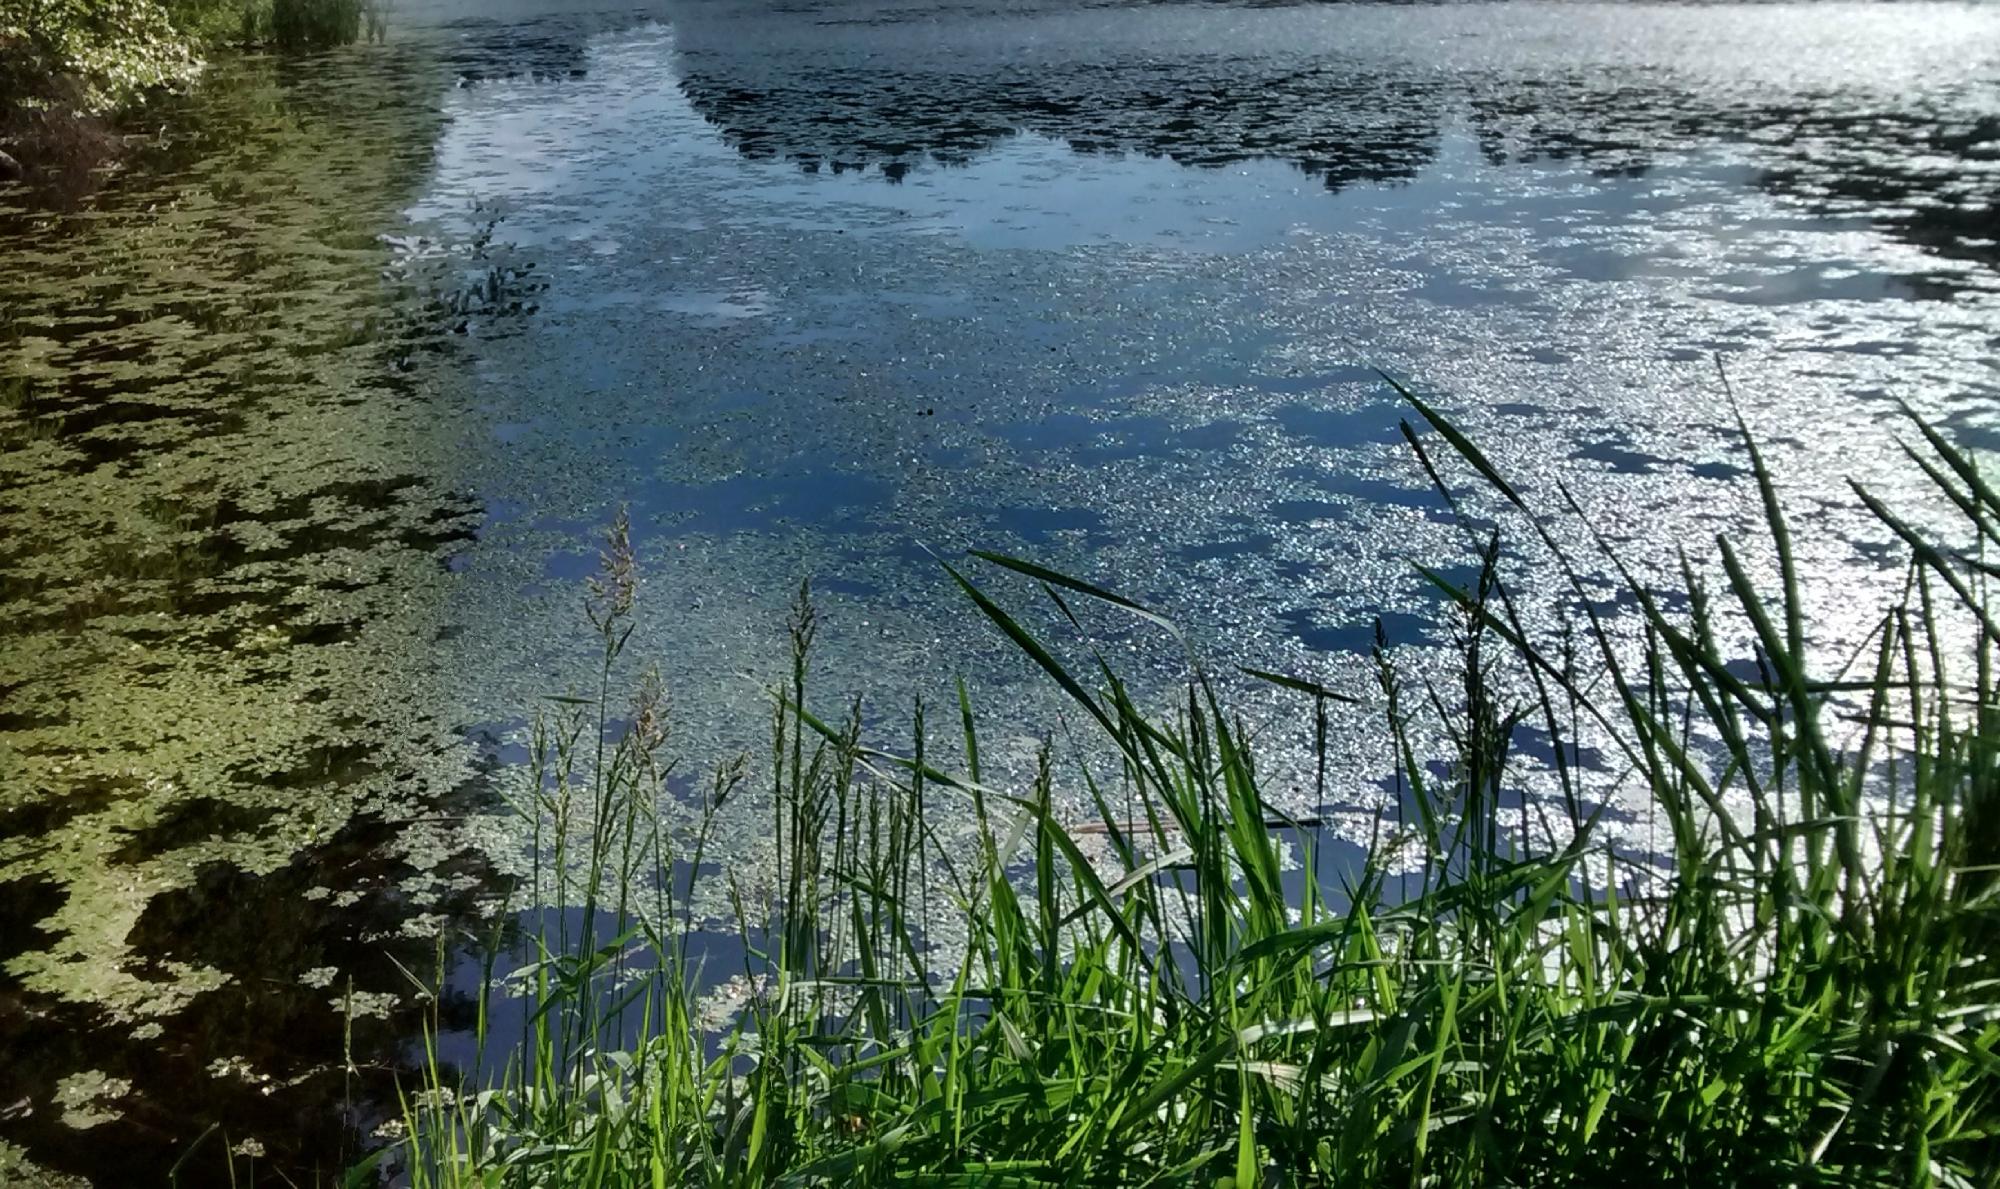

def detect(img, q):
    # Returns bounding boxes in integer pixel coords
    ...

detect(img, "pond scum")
[365,394,2000,1188]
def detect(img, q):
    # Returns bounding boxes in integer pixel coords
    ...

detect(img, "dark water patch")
[1176,418,1250,452]
[1571,432,1664,476]
[1690,459,1751,482]
[994,504,1111,544]
[0,710,70,735]
[0,877,65,981]
[106,799,279,867]
[1273,830,1368,920]
[542,550,598,582]
[1180,534,1278,564]
[1001,410,1247,460]
[429,14,613,84]
[1286,467,1442,515]
[649,469,898,537]
[1270,498,1349,526]
[1282,608,1433,656]
[1508,725,1622,802]
[1272,401,1405,449]
[0,812,498,1187]
[1936,407,2000,457]
[814,574,884,598]
[234,742,382,792]
[456,720,534,769]
[1563,579,1694,623]
[1253,366,1381,394]
[1489,401,1551,422]
[1002,411,1155,459]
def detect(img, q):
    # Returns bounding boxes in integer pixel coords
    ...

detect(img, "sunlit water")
[2,0,1997,1179]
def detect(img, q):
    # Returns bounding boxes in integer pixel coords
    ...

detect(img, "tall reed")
[269,0,365,51]
[385,397,2000,1188]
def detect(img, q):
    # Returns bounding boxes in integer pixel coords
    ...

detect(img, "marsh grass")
[383,397,2000,1188]
[268,0,367,53]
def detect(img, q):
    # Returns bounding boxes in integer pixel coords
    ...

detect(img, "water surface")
[2,0,1998,1181]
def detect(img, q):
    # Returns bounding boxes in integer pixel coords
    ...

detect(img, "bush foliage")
[1,0,202,119]
[1,0,367,158]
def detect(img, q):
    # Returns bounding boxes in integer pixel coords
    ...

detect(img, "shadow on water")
[0,810,494,1183]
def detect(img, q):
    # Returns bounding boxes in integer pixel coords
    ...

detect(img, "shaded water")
[2,0,1998,1181]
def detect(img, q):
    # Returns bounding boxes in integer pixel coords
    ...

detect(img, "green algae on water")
[0,44,513,1179]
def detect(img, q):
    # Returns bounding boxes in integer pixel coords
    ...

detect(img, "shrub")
[0,0,201,120]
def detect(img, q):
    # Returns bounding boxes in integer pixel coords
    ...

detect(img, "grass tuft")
[382,402,2000,1188]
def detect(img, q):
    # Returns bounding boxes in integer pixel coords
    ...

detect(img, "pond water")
[2,0,1997,1180]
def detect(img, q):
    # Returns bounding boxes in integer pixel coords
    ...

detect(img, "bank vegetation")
[0,0,373,181]
[376,396,2000,1188]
